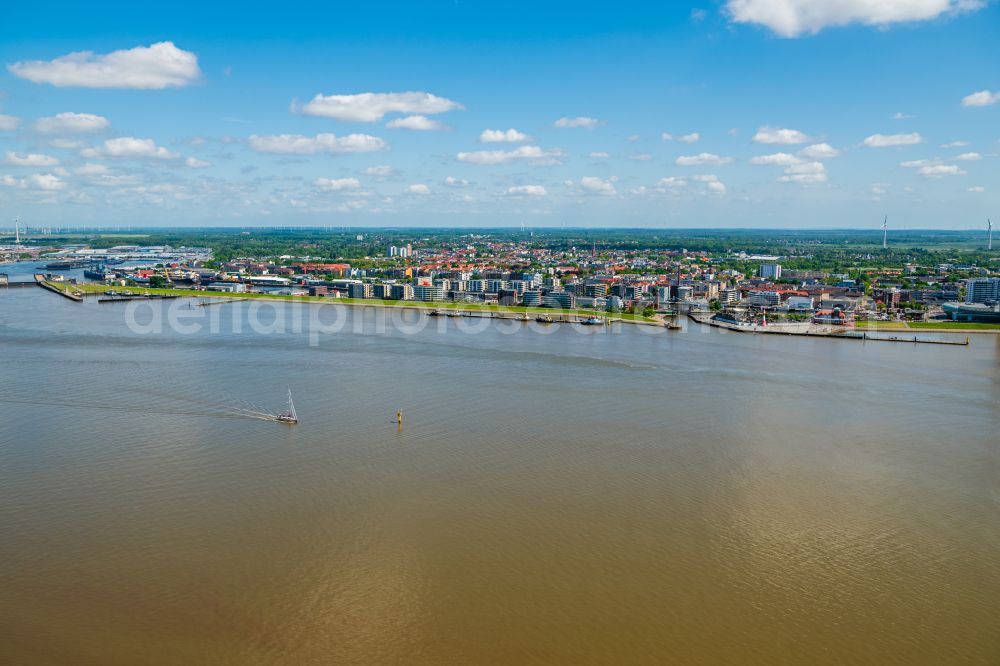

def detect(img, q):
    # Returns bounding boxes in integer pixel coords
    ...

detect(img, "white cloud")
[942,140,969,148]
[8,42,200,89]
[750,152,801,166]
[694,174,727,194]
[577,176,617,196]
[0,114,21,131]
[249,133,386,155]
[76,163,109,176]
[962,89,1000,107]
[315,177,362,191]
[726,0,986,38]
[5,151,60,167]
[968,186,985,192]
[779,160,827,183]
[365,165,394,179]
[553,116,601,129]
[405,183,431,195]
[1,173,66,190]
[799,142,840,159]
[627,134,640,142]
[676,152,733,166]
[34,112,109,133]
[955,152,982,161]
[479,128,529,143]
[299,91,462,122]
[588,151,610,158]
[863,132,923,148]
[753,126,809,144]
[386,115,445,131]
[901,159,936,168]
[97,137,179,159]
[457,145,563,165]
[49,138,84,149]
[656,176,687,190]
[893,112,914,120]
[918,164,965,177]
[443,176,468,187]
[506,185,547,196]
[185,157,212,168]
[628,153,653,161]
[661,131,700,143]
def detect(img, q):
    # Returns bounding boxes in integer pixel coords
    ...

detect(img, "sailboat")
[276,388,298,424]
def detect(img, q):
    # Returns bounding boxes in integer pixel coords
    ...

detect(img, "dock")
[688,312,968,346]
[34,274,83,302]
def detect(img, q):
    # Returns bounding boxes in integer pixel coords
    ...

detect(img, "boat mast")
[287,388,297,421]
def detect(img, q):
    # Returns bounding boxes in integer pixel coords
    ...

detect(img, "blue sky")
[1,1,998,228]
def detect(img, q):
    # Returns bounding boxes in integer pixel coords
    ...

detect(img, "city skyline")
[1,0,998,228]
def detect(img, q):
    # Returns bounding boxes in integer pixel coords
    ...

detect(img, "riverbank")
[68,283,664,326]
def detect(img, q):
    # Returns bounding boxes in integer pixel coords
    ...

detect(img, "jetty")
[34,274,83,302]
[689,312,968,346]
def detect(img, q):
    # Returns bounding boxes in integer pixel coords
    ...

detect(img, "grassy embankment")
[75,284,658,323]
[856,320,1000,331]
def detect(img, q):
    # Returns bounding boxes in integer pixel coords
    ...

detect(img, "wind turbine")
[881,215,888,249]
[989,218,993,251]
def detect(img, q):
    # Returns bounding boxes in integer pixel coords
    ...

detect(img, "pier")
[689,312,968,346]
[34,274,83,302]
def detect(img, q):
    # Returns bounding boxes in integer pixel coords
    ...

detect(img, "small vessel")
[535,314,553,323]
[428,310,444,316]
[276,388,298,424]
[581,316,603,325]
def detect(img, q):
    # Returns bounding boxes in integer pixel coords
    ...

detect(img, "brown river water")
[2,265,998,664]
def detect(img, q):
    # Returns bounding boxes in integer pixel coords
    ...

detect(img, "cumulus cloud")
[663,131,701,143]
[918,164,965,177]
[34,112,109,133]
[249,133,386,155]
[553,116,601,129]
[76,163,109,176]
[5,151,60,167]
[457,145,563,166]
[726,0,985,38]
[8,42,201,89]
[955,152,982,161]
[656,176,688,190]
[444,176,468,187]
[588,151,610,158]
[506,185,547,196]
[185,157,212,168]
[968,186,985,192]
[0,173,66,190]
[576,176,617,196]
[779,160,827,183]
[628,153,653,161]
[694,174,726,194]
[386,115,446,131]
[365,165,395,179]
[479,128,529,143]
[405,183,431,195]
[962,89,1000,107]
[676,152,732,166]
[0,114,22,131]
[86,137,179,159]
[799,142,840,159]
[315,177,362,191]
[863,132,923,147]
[942,140,969,148]
[753,126,809,144]
[750,152,801,166]
[299,91,462,122]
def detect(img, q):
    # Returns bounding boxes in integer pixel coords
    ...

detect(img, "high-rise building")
[413,285,444,301]
[759,264,782,280]
[965,278,1000,304]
